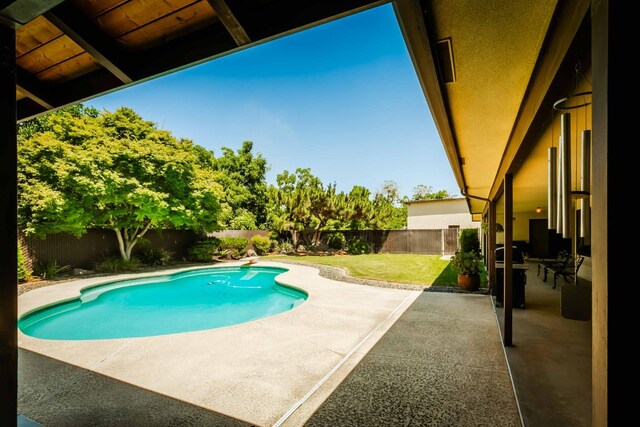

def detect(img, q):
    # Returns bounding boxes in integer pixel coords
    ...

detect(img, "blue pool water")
[19,266,307,340]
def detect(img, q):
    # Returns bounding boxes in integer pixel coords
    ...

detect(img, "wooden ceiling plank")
[206,0,250,45]
[17,35,85,75]
[16,66,56,109]
[34,51,101,83]
[115,1,216,51]
[93,0,202,39]
[15,16,62,57]
[44,2,134,83]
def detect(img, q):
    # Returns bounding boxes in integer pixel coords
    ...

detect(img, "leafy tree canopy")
[212,141,269,229]
[411,184,453,201]
[18,105,223,260]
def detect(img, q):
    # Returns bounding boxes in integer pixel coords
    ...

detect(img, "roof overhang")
[394,0,591,218]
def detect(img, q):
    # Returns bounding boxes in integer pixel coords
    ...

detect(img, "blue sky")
[86,3,459,199]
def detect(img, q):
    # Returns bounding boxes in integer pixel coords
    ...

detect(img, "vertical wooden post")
[488,200,496,297]
[0,24,17,424]
[592,0,611,424]
[503,174,513,346]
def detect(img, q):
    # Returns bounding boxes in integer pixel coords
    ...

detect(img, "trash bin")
[495,246,527,309]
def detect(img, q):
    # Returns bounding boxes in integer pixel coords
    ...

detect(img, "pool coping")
[18,261,421,427]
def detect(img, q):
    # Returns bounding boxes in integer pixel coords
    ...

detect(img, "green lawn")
[266,253,487,287]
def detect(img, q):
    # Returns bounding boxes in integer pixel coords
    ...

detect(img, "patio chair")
[549,255,584,289]
[538,251,571,281]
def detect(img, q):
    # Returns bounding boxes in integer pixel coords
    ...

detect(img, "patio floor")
[18,262,521,426]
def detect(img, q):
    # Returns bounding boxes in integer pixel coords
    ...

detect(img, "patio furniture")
[547,256,585,289]
[495,246,528,309]
[538,251,572,282]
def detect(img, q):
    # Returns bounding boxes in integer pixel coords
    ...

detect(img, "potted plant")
[450,251,481,291]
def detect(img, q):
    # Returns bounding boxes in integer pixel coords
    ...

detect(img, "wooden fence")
[19,229,201,270]
[19,228,463,270]
[326,229,460,255]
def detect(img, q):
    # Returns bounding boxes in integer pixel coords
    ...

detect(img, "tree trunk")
[114,222,152,261]
[114,229,129,261]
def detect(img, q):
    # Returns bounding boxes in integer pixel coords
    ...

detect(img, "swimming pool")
[18,266,307,340]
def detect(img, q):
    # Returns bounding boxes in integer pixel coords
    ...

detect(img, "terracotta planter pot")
[457,274,480,292]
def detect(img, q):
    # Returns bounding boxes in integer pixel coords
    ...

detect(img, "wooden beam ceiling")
[14,0,389,122]
[44,2,135,84]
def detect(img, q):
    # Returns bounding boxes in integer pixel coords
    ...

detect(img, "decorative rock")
[247,249,258,257]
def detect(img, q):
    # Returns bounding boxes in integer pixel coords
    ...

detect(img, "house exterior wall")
[407,199,479,230]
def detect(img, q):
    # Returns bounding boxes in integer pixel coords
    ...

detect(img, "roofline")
[405,197,467,205]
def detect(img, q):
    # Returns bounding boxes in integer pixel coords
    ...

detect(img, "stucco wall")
[407,199,479,230]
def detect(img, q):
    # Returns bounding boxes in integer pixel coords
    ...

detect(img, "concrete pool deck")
[18,261,422,426]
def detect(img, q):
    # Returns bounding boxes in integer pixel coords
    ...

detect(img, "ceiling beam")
[44,2,134,84]
[206,0,250,46]
[16,66,55,109]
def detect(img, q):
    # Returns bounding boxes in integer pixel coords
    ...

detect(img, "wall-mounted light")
[536,207,542,213]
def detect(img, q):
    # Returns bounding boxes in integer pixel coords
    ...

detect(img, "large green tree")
[213,141,269,229]
[18,106,223,260]
[375,180,408,229]
[268,169,398,244]
[267,168,315,245]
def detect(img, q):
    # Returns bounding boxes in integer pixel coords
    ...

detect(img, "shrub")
[187,237,221,262]
[275,240,295,254]
[346,237,371,255]
[34,260,70,280]
[450,251,481,275]
[17,242,31,283]
[219,237,249,258]
[96,256,141,273]
[140,248,173,266]
[459,228,480,253]
[326,232,346,250]
[250,235,271,255]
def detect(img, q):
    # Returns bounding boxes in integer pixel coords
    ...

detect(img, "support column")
[592,0,612,424]
[488,200,496,296]
[0,24,17,423]
[503,174,513,346]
